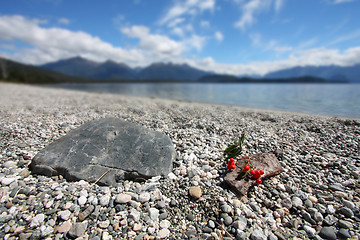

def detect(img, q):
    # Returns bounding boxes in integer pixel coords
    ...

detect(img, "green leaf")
[224,133,246,159]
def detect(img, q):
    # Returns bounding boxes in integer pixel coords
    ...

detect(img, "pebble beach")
[0,82,359,240]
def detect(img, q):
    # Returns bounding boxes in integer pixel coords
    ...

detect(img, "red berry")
[250,169,255,175]
[256,178,262,184]
[228,162,236,170]
[260,170,264,175]
[255,170,260,175]
[229,158,234,162]
[243,165,250,172]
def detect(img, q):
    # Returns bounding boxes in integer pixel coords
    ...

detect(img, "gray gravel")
[0,82,359,239]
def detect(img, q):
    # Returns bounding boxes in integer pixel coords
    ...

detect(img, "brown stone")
[5,201,13,209]
[224,153,283,197]
[189,186,202,199]
[78,205,94,221]
[55,220,72,233]
[19,168,30,178]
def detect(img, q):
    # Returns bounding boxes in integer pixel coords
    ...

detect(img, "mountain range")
[1,56,359,83]
[264,64,360,83]
[40,56,360,83]
[0,57,88,84]
[40,56,209,81]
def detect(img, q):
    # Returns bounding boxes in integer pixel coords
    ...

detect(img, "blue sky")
[0,0,360,76]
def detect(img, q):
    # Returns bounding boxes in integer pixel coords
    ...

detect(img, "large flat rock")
[224,153,283,196]
[30,117,176,185]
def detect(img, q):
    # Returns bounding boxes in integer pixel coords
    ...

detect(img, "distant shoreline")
[34,78,350,84]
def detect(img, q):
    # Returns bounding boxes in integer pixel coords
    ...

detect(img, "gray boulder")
[30,117,175,185]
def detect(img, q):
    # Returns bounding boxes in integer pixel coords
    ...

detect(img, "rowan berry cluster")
[227,158,236,170]
[227,157,265,184]
[225,133,264,184]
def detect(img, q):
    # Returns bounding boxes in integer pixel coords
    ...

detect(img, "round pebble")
[189,186,202,199]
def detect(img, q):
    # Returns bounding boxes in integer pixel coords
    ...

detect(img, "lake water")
[48,83,360,118]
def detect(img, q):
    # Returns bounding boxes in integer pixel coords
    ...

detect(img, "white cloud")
[333,0,354,4]
[188,46,360,76]
[167,18,185,28]
[298,37,318,49]
[250,32,262,46]
[121,25,184,58]
[185,34,207,51]
[113,14,125,27]
[234,0,272,30]
[274,0,285,12]
[273,45,293,52]
[200,20,210,28]
[160,0,215,25]
[234,0,286,31]
[58,17,70,25]
[328,29,360,46]
[250,32,292,53]
[0,15,145,65]
[0,43,16,50]
[172,27,185,37]
[214,31,224,42]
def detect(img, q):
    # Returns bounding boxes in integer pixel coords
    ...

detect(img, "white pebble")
[30,214,45,228]
[1,177,16,186]
[115,193,132,204]
[160,219,171,229]
[58,210,71,221]
[167,172,177,180]
[78,196,87,205]
[100,195,111,206]
[138,192,151,203]
[157,228,170,239]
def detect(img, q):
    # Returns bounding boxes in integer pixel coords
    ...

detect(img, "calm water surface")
[48,83,360,118]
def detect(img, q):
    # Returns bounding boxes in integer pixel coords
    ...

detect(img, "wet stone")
[324,215,338,227]
[338,219,353,229]
[329,183,345,192]
[303,225,316,237]
[187,213,195,221]
[319,227,337,240]
[304,199,313,208]
[342,199,355,209]
[337,228,351,239]
[186,226,197,238]
[337,207,354,218]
